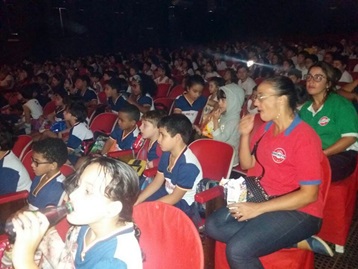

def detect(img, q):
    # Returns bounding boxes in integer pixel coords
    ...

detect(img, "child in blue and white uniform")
[11,157,143,269]
[173,74,207,124]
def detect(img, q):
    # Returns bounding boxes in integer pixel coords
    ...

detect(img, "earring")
[275,112,281,120]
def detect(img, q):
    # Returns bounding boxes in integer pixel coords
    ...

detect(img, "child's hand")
[146,160,154,169]
[12,211,49,267]
[211,108,222,121]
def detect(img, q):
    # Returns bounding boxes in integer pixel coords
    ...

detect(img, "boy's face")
[186,84,203,102]
[67,163,118,225]
[117,111,135,131]
[333,60,345,72]
[140,119,158,139]
[104,85,116,98]
[130,81,141,95]
[158,127,176,152]
[31,152,54,177]
[64,109,74,121]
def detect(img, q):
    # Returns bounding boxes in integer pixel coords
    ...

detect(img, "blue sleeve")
[67,129,83,150]
[158,152,170,173]
[138,95,152,106]
[110,126,122,142]
[0,168,19,195]
[175,163,200,189]
[174,96,185,110]
[92,258,127,269]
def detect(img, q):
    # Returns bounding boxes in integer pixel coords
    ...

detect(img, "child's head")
[140,110,167,139]
[185,74,205,102]
[31,138,68,176]
[64,101,88,123]
[0,121,14,151]
[130,75,142,96]
[208,77,225,94]
[65,156,139,225]
[90,72,102,83]
[105,78,128,97]
[103,70,117,81]
[287,68,302,84]
[217,89,227,113]
[117,104,140,131]
[223,68,238,84]
[75,75,90,91]
[157,114,192,151]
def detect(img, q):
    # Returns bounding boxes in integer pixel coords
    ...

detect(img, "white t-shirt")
[339,70,353,83]
[24,99,43,119]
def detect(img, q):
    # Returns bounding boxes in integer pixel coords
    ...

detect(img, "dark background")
[0,0,357,62]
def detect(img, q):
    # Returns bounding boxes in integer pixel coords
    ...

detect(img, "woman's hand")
[12,211,49,267]
[228,202,263,221]
[239,114,255,136]
[211,108,222,121]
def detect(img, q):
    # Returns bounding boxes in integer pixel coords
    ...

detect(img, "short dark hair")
[158,114,192,144]
[32,138,68,167]
[64,156,139,222]
[106,78,128,93]
[77,75,90,85]
[67,101,88,122]
[287,68,302,79]
[119,104,140,122]
[0,121,15,151]
[185,74,205,89]
[333,54,348,66]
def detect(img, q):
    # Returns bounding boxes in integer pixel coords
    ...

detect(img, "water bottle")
[4,202,73,238]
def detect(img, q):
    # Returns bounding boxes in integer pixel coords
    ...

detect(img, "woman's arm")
[229,184,319,221]
[238,115,256,169]
[22,104,31,124]
[323,136,357,156]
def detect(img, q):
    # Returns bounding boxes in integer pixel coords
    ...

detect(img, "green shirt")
[299,93,358,150]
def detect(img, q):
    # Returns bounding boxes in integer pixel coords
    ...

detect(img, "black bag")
[245,131,275,203]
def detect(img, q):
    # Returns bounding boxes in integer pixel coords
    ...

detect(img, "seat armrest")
[0,191,29,204]
[107,150,133,158]
[195,186,224,204]
[143,167,158,177]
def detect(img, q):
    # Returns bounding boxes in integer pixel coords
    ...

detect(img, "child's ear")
[106,201,123,218]
[51,162,59,171]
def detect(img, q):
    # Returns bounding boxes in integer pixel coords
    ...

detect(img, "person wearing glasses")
[299,61,358,182]
[27,138,68,210]
[206,76,333,269]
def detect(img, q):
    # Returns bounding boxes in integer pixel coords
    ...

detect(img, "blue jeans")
[205,206,321,269]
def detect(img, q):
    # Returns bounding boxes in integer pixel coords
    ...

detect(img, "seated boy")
[64,101,94,165]
[104,78,129,113]
[27,138,68,210]
[101,104,140,154]
[136,114,203,215]
[138,110,166,169]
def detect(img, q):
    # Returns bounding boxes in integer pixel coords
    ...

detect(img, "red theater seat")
[317,162,358,253]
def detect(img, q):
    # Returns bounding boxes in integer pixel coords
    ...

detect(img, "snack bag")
[220,176,247,204]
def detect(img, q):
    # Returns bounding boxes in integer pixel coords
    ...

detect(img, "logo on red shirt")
[272,148,286,163]
[318,116,330,126]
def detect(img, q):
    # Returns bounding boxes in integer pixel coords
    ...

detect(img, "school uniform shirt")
[137,139,162,167]
[74,224,142,269]
[137,93,155,110]
[81,87,98,103]
[299,93,358,151]
[109,125,140,151]
[67,122,94,151]
[108,95,128,113]
[24,99,43,119]
[248,115,324,218]
[0,151,31,195]
[174,94,207,124]
[157,148,203,206]
[28,171,65,210]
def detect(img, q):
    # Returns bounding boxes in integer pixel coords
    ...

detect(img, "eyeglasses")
[306,74,326,82]
[31,157,52,167]
[254,94,278,102]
